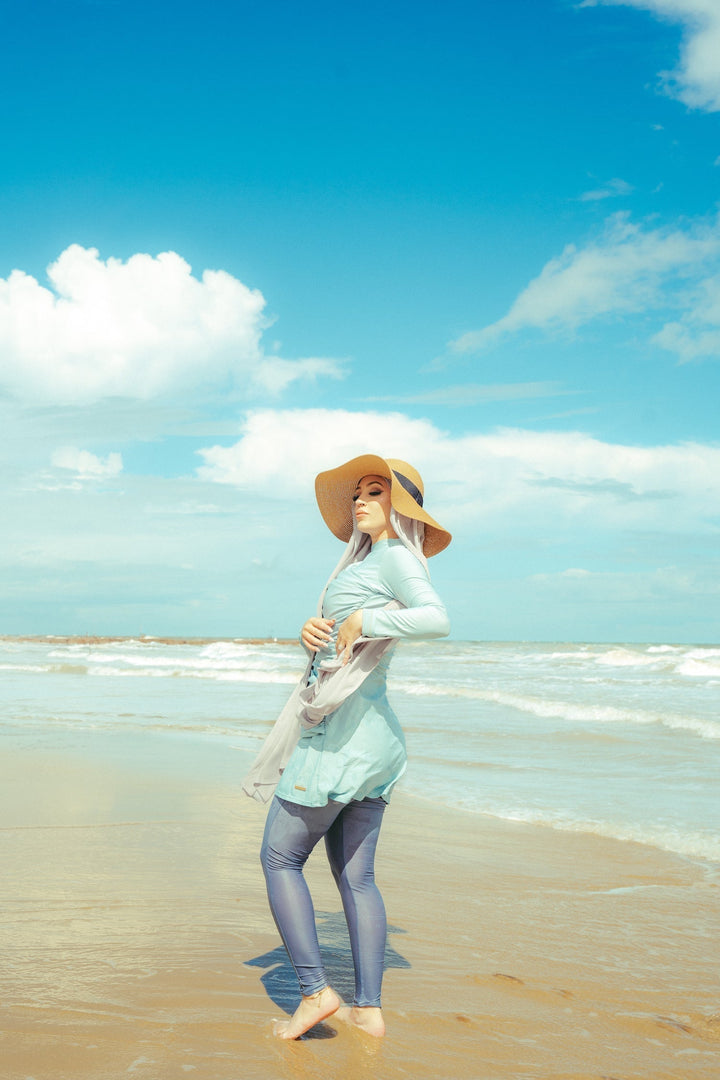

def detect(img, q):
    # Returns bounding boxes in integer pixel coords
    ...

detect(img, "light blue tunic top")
[275,538,450,807]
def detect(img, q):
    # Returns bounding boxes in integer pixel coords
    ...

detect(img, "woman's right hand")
[301,617,336,652]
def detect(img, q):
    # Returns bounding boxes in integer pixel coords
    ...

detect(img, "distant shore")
[0,633,299,647]
[3,633,716,648]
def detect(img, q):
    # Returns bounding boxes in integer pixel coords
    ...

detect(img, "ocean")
[1,635,718,871]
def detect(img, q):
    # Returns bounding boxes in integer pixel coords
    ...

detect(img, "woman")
[252,454,451,1040]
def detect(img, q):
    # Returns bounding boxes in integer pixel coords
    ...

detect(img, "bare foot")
[334,1004,386,1037]
[273,986,342,1040]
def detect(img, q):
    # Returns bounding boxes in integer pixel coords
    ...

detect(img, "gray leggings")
[260,795,387,1007]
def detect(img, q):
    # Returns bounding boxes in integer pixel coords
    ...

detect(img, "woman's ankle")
[274,985,342,1039]
[349,1005,385,1037]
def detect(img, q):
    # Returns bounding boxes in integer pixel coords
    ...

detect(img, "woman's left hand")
[335,610,363,666]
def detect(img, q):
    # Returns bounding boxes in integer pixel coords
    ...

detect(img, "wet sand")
[1,728,719,1080]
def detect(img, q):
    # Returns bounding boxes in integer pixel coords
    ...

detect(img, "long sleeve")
[361,544,450,641]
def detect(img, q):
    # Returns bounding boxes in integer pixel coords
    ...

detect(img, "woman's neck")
[369,527,399,545]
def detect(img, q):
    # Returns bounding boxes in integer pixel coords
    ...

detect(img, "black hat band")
[392,469,424,507]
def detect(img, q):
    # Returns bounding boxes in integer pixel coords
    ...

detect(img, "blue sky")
[1,0,719,642]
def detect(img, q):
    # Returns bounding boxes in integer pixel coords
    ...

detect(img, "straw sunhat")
[315,454,451,557]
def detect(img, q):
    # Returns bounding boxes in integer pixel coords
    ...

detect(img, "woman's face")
[352,474,398,544]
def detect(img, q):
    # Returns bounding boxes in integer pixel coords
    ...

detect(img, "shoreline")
[399,788,720,880]
[2,632,718,876]
[0,633,300,647]
[3,633,717,647]
[1,727,719,1078]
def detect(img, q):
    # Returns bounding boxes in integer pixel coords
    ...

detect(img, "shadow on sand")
[245,910,410,1036]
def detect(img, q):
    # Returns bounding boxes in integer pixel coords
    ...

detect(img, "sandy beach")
[1,726,719,1080]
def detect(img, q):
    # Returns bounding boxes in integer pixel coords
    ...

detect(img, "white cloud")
[582,0,720,111]
[0,245,343,404]
[51,447,123,480]
[3,412,716,641]
[529,564,720,603]
[450,212,720,354]
[652,270,720,359]
[252,356,346,394]
[197,409,720,536]
[32,446,124,490]
[196,408,443,495]
[363,381,569,406]
[578,177,634,202]
[654,320,720,359]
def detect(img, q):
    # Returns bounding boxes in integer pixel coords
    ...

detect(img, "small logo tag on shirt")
[294,784,307,791]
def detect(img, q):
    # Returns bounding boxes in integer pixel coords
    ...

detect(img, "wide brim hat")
[315,454,451,557]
